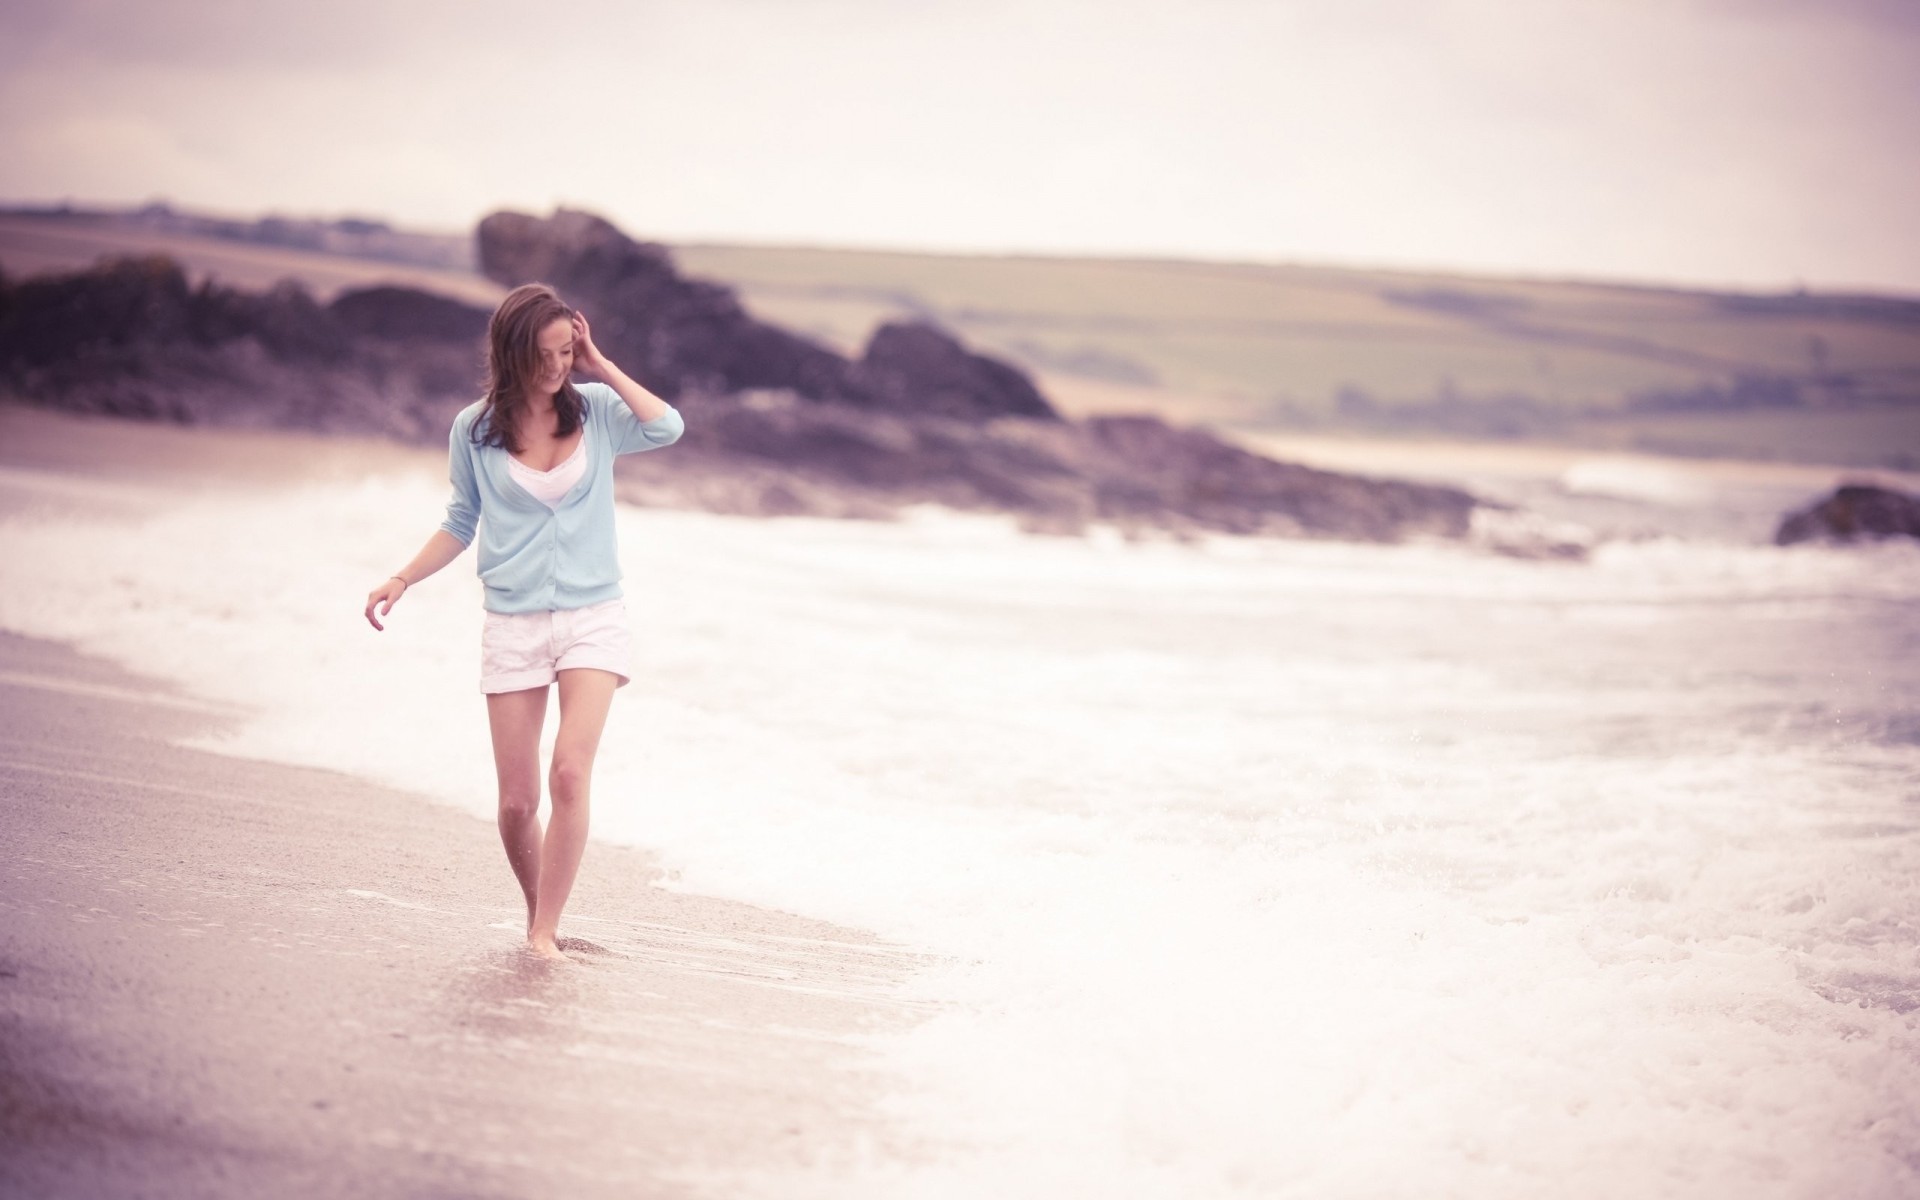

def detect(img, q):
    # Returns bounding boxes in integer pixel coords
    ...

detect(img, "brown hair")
[473,283,584,454]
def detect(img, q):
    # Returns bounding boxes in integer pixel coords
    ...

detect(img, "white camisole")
[505,429,588,509]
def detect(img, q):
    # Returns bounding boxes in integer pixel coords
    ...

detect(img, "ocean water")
[2,452,1918,1198]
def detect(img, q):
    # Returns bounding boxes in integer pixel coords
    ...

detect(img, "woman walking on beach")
[363,283,683,959]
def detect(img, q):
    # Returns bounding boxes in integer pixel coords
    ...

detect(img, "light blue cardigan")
[440,382,684,613]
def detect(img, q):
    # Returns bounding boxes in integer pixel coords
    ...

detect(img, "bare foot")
[526,934,568,961]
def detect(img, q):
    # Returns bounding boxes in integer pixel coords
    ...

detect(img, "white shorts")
[479,599,633,694]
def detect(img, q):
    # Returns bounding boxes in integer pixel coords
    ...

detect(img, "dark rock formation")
[1776,484,1920,545]
[0,255,349,367]
[0,226,1487,546]
[617,392,1087,524]
[0,257,475,438]
[612,391,1475,542]
[330,286,490,343]
[1073,415,1472,539]
[852,321,1058,421]
[475,209,1059,424]
[477,209,858,403]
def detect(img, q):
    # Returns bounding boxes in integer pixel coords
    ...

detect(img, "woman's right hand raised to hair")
[364,576,408,631]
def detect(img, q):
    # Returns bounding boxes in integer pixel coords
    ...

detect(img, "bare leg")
[527,668,619,957]
[486,685,551,938]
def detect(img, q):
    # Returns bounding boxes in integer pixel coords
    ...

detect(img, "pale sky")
[2,0,1916,293]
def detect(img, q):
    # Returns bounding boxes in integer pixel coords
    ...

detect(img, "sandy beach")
[0,613,920,1195]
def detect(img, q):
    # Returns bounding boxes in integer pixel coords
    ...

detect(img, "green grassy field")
[5,210,1916,468]
[674,243,1920,468]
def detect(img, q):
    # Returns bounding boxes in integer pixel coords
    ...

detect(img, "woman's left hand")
[571,311,611,380]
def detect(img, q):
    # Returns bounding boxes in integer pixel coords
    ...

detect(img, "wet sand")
[0,629,922,1197]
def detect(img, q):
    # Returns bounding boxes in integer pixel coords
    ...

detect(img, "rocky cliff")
[475,208,1060,423]
[1,211,1483,543]
[0,256,483,440]
[613,392,1474,540]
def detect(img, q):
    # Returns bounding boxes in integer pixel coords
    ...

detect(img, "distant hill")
[4,204,1916,468]
[672,244,1920,470]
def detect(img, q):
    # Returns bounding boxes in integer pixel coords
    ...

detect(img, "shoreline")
[0,629,923,1197]
[10,396,1910,511]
